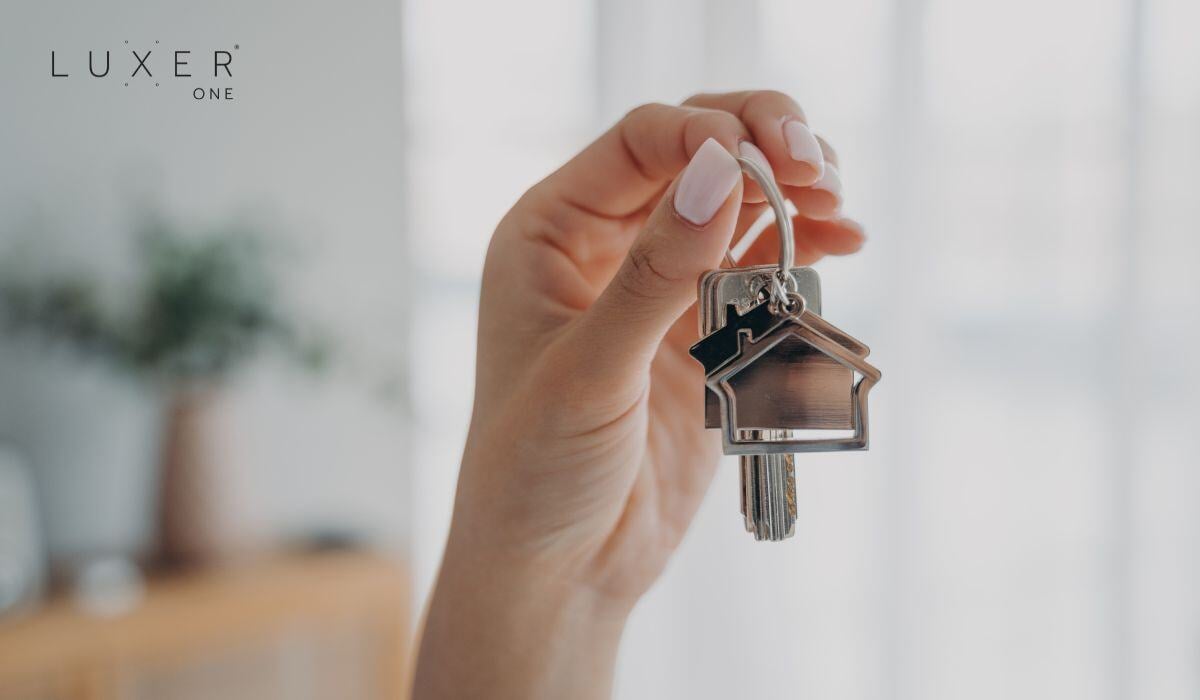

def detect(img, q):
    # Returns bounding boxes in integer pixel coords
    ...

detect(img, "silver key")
[696,264,818,541]
[690,155,880,542]
[741,431,796,540]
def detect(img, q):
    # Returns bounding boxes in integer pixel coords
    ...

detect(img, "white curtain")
[403,0,1200,697]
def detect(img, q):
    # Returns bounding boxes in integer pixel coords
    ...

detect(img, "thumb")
[565,138,743,387]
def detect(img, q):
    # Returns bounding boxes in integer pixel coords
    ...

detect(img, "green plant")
[0,218,325,383]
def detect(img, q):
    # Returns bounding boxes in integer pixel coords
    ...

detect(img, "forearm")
[412,531,631,700]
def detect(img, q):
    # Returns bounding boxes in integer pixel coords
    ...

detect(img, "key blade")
[738,430,797,541]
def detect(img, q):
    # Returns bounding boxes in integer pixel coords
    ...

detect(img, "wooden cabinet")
[0,553,411,700]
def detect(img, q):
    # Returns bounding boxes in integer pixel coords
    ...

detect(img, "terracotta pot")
[156,387,259,568]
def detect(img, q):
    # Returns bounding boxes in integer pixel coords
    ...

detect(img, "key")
[689,154,880,542]
[695,265,817,541]
[741,431,797,540]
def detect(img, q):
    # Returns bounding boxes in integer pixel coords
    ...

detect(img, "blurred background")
[1,0,1198,698]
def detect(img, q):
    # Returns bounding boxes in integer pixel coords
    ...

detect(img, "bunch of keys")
[689,156,881,541]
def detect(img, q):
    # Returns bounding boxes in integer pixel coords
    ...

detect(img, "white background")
[403,1,1200,698]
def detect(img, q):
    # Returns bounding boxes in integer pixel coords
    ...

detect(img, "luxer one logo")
[50,40,239,101]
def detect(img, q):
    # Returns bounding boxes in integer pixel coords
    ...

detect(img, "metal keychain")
[690,155,881,541]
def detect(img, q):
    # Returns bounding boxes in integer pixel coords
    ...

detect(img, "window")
[403,1,1200,697]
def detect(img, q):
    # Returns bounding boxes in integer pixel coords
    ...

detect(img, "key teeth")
[739,440,797,541]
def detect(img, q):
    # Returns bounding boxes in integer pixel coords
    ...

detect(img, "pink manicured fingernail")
[737,141,774,182]
[782,119,825,175]
[812,163,843,200]
[674,138,740,226]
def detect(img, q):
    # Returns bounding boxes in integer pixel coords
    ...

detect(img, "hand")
[414,91,865,699]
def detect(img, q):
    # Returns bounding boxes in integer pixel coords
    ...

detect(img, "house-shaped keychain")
[690,153,882,540]
[689,295,881,454]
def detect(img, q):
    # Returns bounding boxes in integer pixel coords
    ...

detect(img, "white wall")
[0,0,410,563]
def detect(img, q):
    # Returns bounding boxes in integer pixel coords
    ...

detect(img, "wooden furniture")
[0,552,412,700]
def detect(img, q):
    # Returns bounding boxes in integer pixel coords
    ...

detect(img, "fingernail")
[812,163,842,201]
[674,138,741,226]
[782,119,825,176]
[737,141,774,182]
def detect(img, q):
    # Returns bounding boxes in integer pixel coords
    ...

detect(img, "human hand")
[415,91,865,700]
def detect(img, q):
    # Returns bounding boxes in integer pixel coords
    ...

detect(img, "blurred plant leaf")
[0,213,328,385]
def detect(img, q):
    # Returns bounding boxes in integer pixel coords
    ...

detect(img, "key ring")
[733,154,796,308]
[774,290,807,319]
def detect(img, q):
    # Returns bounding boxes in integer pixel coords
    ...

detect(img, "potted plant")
[0,216,324,568]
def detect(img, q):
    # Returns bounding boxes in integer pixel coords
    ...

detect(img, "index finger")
[531,103,752,219]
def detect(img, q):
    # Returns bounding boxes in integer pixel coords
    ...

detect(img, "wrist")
[414,527,632,700]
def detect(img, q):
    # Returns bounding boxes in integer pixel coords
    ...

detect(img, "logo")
[50,40,239,101]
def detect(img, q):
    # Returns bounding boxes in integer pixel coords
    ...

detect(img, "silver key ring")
[734,154,795,306]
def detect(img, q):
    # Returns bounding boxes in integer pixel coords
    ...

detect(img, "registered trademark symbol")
[234,44,240,50]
